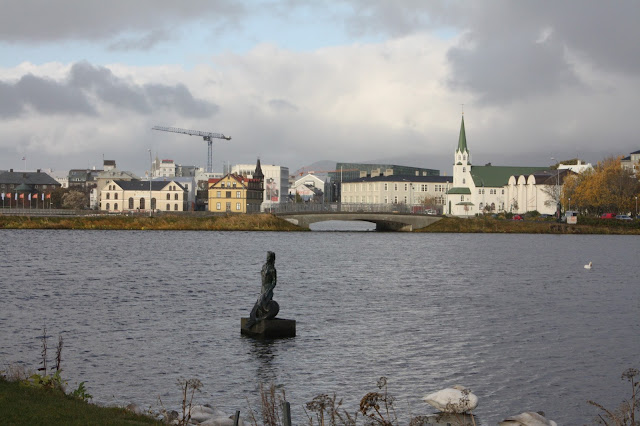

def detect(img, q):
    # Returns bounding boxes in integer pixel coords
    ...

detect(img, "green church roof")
[447,187,471,194]
[457,116,468,153]
[470,165,548,187]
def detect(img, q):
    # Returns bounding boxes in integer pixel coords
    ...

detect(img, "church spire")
[457,115,468,154]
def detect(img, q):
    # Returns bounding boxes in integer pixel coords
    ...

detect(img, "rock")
[422,385,479,414]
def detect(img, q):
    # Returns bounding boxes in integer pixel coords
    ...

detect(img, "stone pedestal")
[241,318,296,339]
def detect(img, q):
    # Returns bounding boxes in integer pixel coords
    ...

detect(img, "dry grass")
[0,214,304,231]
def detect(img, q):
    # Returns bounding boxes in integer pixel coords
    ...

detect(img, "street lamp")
[148,149,152,217]
[551,157,560,219]
[568,197,571,211]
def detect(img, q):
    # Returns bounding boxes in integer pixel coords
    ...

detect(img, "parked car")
[615,214,633,221]
[513,214,524,221]
[601,213,616,219]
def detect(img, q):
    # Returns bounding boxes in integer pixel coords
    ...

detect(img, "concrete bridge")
[271,204,442,231]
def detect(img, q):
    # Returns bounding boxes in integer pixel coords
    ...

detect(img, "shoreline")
[0,213,638,234]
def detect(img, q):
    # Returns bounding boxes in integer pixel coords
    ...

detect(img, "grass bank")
[417,216,640,234]
[0,213,304,231]
[0,378,160,425]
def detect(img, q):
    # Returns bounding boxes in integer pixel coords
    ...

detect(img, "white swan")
[498,411,557,425]
[422,385,478,413]
[584,261,592,269]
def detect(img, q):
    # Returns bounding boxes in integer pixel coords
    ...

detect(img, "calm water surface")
[1,228,638,425]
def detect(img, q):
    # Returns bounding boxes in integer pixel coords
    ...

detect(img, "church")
[445,116,566,217]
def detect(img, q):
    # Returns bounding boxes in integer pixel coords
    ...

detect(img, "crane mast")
[152,125,231,173]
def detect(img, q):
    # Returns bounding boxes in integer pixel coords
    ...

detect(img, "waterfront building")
[445,116,555,216]
[289,173,327,202]
[341,175,452,213]
[99,179,187,212]
[208,160,264,213]
[0,169,61,208]
[231,163,288,211]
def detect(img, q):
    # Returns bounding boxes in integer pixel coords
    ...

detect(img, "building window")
[129,198,134,209]
[174,193,178,200]
[216,202,221,210]
[236,191,241,198]
[166,193,171,200]
[502,189,505,194]
[404,184,408,191]
[384,196,388,204]
[217,191,221,197]
[394,196,398,203]
[236,202,241,210]
[460,195,464,201]
[140,198,145,209]
[167,203,170,210]
[463,179,466,184]
[114,203,118,210]
[106,193,110,200]
[394,184,398,191]
[463,167,466,172]
[226,191,231,198]
[106,203,110,210]
[151,198,156,210]
[174,204,178,211]
[384,183,388,191]
[114,193,118,200]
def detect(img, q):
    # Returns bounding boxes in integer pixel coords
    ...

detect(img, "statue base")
[241,318,296,339]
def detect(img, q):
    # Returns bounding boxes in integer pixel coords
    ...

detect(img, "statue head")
[266,251,276,264]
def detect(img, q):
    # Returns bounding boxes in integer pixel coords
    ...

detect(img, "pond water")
[1,228,638,424]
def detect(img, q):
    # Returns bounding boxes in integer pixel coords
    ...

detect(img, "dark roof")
[630,150,640,154]
[0,170,61,186]
[343,175,453,183]
[113,180,184,191]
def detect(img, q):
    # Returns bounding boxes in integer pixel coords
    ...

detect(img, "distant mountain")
[292,160,337,176]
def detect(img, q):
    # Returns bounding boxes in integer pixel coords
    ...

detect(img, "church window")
[463,167,466,172]
[463,179,466,184]
[460,195,464,201]
[479,189,482,194]
[463,155,466,160]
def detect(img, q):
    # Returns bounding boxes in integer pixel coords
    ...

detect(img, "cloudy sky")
[1,1,639,177]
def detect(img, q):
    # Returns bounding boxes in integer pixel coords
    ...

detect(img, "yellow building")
[208,160,264,213]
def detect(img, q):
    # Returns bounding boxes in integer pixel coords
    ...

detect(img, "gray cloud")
[0,62,217,118]
[268,99,298,112]
[0,0,244,45]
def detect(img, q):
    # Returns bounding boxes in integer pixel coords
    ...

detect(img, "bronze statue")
[245,251,279,329]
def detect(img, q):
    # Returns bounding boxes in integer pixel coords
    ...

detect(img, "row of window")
[104,202,181,211]
[343,183,450,192]
[105,192,180,200]
[214,202,242,211]
[478,188,503,195]
[343,195,446,204]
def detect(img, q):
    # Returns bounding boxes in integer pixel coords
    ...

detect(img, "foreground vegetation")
[0,213,303,231]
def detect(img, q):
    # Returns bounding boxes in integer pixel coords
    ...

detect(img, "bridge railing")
[267,203,440,215]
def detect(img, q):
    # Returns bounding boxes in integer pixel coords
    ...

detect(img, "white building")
[621,150,640,175]
[152,176,197,211]
[289,173,327,202]
[341,174,452,213]
[232,163,289,210]
[100,179,187,212]
[445,116,557,216]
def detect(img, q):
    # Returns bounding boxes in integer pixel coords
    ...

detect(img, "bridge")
[270,203,442,231]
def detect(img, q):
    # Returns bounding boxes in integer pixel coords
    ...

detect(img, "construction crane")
[152,125,231,173]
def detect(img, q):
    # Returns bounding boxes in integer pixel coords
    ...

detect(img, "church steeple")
[253,158,264,179]
[457,115,468,154]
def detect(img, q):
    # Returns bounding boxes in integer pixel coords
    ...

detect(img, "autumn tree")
[62,190,87,209]
[562,156,639,215]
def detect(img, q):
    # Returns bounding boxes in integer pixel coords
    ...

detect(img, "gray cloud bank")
[0,62,217,118]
